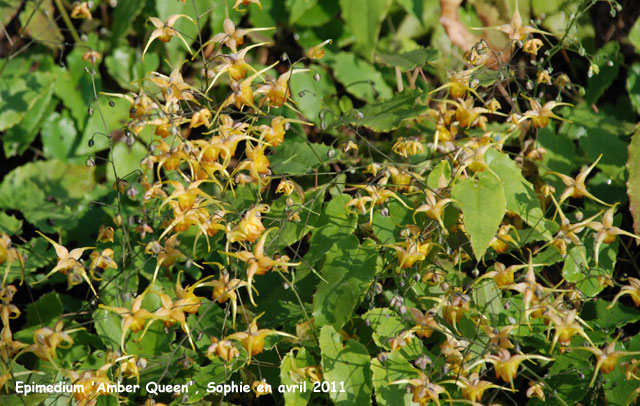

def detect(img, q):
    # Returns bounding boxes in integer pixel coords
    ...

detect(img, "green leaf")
[155,0,211,65]
[286,0,319,24]
[327,52,393,102]
[471,280,502,324]
[627,63,640,116]
[105,47,160,91]
[3,75,55,157]
[305,194,357,263]
[581,300,640,330]
[363,308,404,349]
[376,48,438,71]
[628,127,640,234]
[427,160,451,189]
[41,111,78,160]
[562,226,618,297]
[106,136,150,185]
[280,349,315,406]
[394,0,423,20]
[0,160,106,233]
[313,236,380,329]
[339,0,392,60]
[350,89,424,132]
[0,0,21,27]
[126,322,174,356]
[528,351,590,406]
[290,66,336,124]
[451,171,506,259]
[294,0,340,27]
[585,41,620,105]
[94,309,122,349]
[319,325,373,406]
[270,133,331,175]
[537,127,576,174]
[630,17,640,53]
[0,211,22,235]
[24,292,63,328]
[577,128,628,182]
[184,355,246,402]
[110,0,145,47]
[0,72,52,132]
[53,68,88,129]
[79,97,130,157]
[265,189,322,250]
[485,149,552,239]
[371,351,416,406]
[18,0,63,51]
[372,199,413,244]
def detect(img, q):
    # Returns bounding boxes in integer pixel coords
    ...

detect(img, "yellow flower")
[526,381,546,401]
[205,270,247,328]
[485,348,552,389]
[222,228,300,305]
[546,154,611,206]
[29,321,74,361]
[190,108,212,128]
[142,14,195,59]
[36,231,97,297]
[233,0,262,12]
[71,2,92,19]
[523,38,544,55]
[306,39,332,60]
[576,338,640,387]
[99,291,156,352]
[521,98,571,129]
[413,190,453,234]
[586,204,640,266]
[96,225,115,243]
[207,337,240,361]
[608,277,640,308]
[227,204,269,243]
[88,248,118,278]
[226,313,296,359]
[446,372,505,403]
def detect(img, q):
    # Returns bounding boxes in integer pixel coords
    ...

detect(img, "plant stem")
[53,0,81,44]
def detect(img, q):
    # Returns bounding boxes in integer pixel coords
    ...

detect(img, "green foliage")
[312,236,380,329]
[319,325,373,406]
[2,1,640,406]
[451,171,506,259]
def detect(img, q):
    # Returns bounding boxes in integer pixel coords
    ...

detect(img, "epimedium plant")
[2,0,640,406]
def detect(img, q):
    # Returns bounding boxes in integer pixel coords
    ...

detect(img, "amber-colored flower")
[306,39,332,59]
[226,313,295,359]
[82,50,101,64]
[99,290,156,351]
[36,231,97,297]
[526,381,546,401]
[413,190,453,234]
[71,2,92,19]
[546,154,610,206]
[222,228,300,305]
[233,0,262,12]
[207,337,240,361]
[227,204,269,243]
[576,339,640,387]
[521,98,571,129]
[608,277,640,308]
[142,14,195,59]
[523,38,544,55]
[587,204,640,266]
[484,348,552,389]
